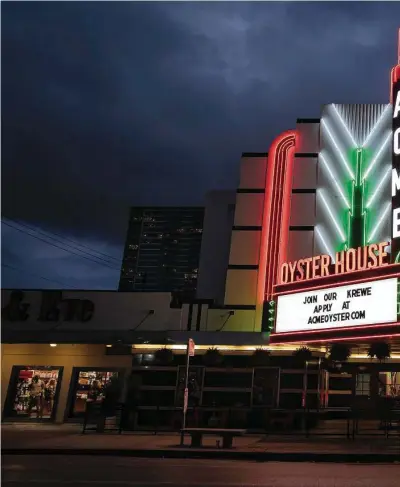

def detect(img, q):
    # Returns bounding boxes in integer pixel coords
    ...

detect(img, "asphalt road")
[2,456,400,487]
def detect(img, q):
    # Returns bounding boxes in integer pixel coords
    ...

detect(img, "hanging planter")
[329,343,352,363]
[155,347,174,365]
[367,342,391,363]
[202,347,224,367]
[292,346,313,366]
[250,348,271,367]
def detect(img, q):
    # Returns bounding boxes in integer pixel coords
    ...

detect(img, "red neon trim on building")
[390,66,400,103]
[390,28,400,103]
[257,131,296,304]
[268,138,288,297]
[275,262,400,291]
[271,332,400,345]
[279,145,296,268]
[271,319,400,338]
[273,269,400,297]
[268,134,295,297]
[257,131,296,306]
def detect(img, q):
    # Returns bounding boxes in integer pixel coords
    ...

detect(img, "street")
[2,456,400,486]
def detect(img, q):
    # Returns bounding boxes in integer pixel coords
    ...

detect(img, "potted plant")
[292,346,313,366]
[329,343,351,363]
[367,342,391,363]
[250,348,271,367]
[202,347,224,367]
[155,347,174,365]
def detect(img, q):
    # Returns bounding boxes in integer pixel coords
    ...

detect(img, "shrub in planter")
[329,343,352,363]
[202,347,224,367]
[367,342,391,362]
[250,348,271,367]
[292,346,313,366]
[155,347,174,365]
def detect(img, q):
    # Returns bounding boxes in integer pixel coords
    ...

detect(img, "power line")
[4,218,121,268]
[2,263,80,289]
[2,220,120,271]
[10,219,121,263]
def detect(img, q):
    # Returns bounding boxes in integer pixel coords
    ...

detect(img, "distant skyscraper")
[119,207,204,293]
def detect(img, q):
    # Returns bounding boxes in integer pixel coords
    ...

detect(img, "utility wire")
[2,220,120,271]
[2,263,80,289]
[8,219,121,263]
[3,218,121,268]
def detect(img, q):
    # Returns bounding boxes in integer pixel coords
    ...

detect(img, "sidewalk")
[2,423,399,462]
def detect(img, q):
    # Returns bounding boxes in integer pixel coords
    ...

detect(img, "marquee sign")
[275,277,398,334]
[280,241,389,285]
[392,73,400,260]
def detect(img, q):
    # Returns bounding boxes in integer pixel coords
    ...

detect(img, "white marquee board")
[275,278,398,333]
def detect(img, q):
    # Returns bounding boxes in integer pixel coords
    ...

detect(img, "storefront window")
[356,373,370,396]
[4,366,62,421]
[69,369,119,418]
[378,372,400,398]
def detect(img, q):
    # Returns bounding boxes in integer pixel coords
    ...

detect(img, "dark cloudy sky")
[2,1,400,290]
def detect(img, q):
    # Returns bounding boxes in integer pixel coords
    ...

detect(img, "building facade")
[196,190,236,305]
[2,31,400,427]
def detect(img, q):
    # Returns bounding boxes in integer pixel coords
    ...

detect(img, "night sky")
[2,2,400,290]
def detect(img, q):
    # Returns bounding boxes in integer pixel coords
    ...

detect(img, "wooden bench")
[181,428,246,449]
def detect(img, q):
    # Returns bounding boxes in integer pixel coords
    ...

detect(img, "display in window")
[70,370,118,417]
[10,367,61,419]
[378,371,400,398]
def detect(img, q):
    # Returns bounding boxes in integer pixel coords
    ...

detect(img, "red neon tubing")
[279,145,296,268]
[275,262,400,290]
[390,28,400,103]
[271,319,400,338]
[270,137,295,295]
[258,131,296,306]
[274,269,400,297]
[271,332,400,345]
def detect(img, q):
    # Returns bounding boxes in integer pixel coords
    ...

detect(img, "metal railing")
[81,401,400,442]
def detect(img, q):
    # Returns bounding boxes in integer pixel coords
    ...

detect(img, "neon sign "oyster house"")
[280,242,389,284]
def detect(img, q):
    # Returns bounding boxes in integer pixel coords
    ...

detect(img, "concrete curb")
[2,448,400,463]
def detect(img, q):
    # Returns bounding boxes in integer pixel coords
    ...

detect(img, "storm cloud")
[2,2,400,289]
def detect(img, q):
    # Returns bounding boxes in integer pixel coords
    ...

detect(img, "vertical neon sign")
[391,30,400,262]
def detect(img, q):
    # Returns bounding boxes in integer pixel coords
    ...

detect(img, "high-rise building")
[118,207,204,293]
